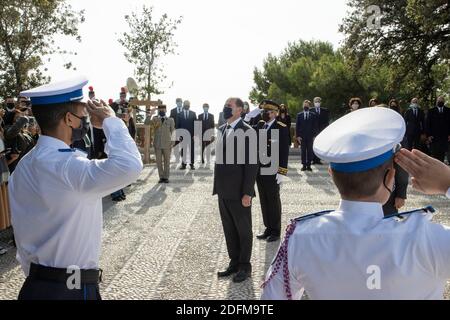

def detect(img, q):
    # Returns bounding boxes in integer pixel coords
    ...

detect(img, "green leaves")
[0,0,84,97]
[118,5,182,100]
[340,0,449,103]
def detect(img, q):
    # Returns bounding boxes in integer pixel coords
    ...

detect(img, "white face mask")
[351,104,359,110]
[314,103,321,108]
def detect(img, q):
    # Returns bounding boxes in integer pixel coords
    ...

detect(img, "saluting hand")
[86,99,116,129]
[395,148,450,196]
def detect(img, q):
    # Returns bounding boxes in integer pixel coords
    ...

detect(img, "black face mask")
[69,113,90,143]
[223,106,233,120]
[262,111,271,122]
[6,103,15,111]
[304,107,310,112]
[437,101,445,108]
[159,111,166,117]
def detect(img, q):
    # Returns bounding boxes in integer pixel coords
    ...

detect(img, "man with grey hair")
[404,97,425,150]
[311,97,329,165]
[178,100,197,170]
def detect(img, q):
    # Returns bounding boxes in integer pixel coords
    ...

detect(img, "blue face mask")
[159,111,166,117]
[223,106,233,120]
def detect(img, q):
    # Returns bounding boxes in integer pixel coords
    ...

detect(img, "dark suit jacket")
[404,108,425,137]
[256,120,290,175]
[296,112,319,139]
[170,107,182,128]
[249,113,262,127]
[213,119,258,200]
[426,107,450,141]
[178,110,197,137]
[198,112,215,133]
[311,107,330,133]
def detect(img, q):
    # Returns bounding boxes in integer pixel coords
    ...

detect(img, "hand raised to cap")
[86,99,116,129]
[395,148,450,196]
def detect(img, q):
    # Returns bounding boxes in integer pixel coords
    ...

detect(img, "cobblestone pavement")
[1,155,449,300]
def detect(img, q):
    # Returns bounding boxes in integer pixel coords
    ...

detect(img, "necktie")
[414,108,417,117]
[316,108,320,115]
[305,112,308,120]
[205,113,208,121]
[264,124,269,130]
[223,125,232,142]
[185,111,188,119]
[439,107,443,114]
[161,117,165,124]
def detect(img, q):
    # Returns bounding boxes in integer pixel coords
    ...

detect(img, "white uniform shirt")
[9,117,143,276]
[262,200,450,300]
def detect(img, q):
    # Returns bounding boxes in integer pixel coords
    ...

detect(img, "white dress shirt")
[9,117,143,276]
[261,200,450,300]
[264,118,276,130]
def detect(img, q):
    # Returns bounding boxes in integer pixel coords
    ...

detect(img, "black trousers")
[430,140,448,162]
[256,174,282,237]
[301,136,314,166]
[405,134,421,150]
[181,138,195,165]
[218,197,252,271]
[18,277,101,300]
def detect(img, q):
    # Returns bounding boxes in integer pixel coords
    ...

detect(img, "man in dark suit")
[296,100,319,171]
[426,96,450,162]
[170,98,183,129]
[170,98,183,163]
[198,103,215,164]
[213,97,258,283]
[404,98,425,150]
[311,97,329,165]
[255,100,290,243]
[178,100,197,170]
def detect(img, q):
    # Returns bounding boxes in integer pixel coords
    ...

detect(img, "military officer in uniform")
[262,107,450,300]
[149,104,175,183]
[255,100,290,243]
[9,76,143,300]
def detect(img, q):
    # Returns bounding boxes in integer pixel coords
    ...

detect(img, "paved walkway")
[1,155,449,300]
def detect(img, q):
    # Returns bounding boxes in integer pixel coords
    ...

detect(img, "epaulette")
[258,120,265,123]
[383,206,435,221]
[277,121,287,128]
[261,210,333,300]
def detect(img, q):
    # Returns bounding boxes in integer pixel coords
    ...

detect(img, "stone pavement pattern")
[1,155,449,300]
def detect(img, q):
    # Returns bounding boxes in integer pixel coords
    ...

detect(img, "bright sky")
[46,0,350,117]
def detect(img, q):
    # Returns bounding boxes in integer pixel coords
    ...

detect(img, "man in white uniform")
[261,107,450,300]
[9,76,143,300]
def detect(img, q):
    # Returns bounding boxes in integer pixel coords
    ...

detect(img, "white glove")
[244,108,262,122]
[276,173,285,185]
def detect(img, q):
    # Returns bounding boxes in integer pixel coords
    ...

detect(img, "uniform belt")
[28,263,102,284]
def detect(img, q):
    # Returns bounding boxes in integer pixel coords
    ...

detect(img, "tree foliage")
[118,5,182,100]
[0,0,84,98]
[339,0,449,104]
[250,40,394,118]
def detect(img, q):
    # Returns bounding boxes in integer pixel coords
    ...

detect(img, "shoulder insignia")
[383,206,435,221]
[277,121,287,128]
[258,120,265,123]
[261,209,334,300]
